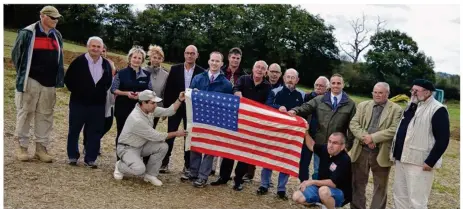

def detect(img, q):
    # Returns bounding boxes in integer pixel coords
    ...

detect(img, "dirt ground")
[3,53,460,209]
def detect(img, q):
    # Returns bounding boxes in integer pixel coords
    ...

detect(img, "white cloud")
[300,4,460,75]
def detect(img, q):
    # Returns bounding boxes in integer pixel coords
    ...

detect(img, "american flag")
[185,89,308,177]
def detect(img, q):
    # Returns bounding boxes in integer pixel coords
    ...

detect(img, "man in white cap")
[113,90,187,186]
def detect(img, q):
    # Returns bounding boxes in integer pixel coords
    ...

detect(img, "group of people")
[11,6,451,209]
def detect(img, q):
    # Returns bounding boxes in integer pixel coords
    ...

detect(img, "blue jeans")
[189,151,214,181]
[66,102,105,163]
[303,185,344,207]
[260,168,289,192]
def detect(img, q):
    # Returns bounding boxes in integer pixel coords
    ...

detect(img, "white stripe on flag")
[239,114,307,133]
[191,141,299,174]
[192,123,303,152]
[240,103,297,121]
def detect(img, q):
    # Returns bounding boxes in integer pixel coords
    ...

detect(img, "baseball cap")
[40,6,62,18]
[138,90,162,103]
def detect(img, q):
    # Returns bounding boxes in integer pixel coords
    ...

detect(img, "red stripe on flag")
[238,118,305,138]
[191,137,300,167]
[191,146,298,177]
[192,127,302,158]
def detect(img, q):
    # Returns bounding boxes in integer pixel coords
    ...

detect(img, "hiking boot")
[16,144,29,161]
[193,179,207,188]
[113,160,124,180]
[277,191,288,200]
[256,186,268,195]
[34,143,52,163]
[210,177,228,186]
[144,174,162,186]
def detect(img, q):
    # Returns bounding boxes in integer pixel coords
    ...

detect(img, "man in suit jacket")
[162,45,205,174]
[349,82,403,209]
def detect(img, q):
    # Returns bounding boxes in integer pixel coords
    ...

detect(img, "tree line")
[4,4,459,100]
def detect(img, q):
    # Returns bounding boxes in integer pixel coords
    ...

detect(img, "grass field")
[3,30,460,209]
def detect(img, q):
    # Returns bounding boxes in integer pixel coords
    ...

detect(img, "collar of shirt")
[374,100,388,107]
[38,21,56,35]
[84,53,102,65]
[184,64,195,72]
[208,70,220,80]
[331,92,342,104]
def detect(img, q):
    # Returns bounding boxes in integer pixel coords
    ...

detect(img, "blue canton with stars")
[192,90,240,131]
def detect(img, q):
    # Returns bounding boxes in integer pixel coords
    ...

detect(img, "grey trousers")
[189,151,214,181]
[117,141,168,177]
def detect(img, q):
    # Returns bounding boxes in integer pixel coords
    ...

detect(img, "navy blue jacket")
[266,85,307,110]
[190,71,233,94]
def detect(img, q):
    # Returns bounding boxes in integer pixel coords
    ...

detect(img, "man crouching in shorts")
[292,132,352,208]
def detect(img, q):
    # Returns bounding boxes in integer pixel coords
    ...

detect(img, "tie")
[230,74,234,86]
[332,96,338,110]
[210,75,214,84]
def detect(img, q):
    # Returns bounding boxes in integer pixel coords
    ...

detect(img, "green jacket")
[11,21,65,92]
[292,91,356,149]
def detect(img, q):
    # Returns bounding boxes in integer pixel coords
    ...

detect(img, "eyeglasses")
[269,71,281,74]
[285,75,297,80]
[315,84,326,88]
[410,89,427,94]
[47,15,59,20]
[184,52,196,56]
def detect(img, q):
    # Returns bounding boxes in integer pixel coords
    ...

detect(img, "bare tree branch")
[340,13,386,63]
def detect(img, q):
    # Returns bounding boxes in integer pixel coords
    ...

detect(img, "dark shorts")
[302,185,344,207]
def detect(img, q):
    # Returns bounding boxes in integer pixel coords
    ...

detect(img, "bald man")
[162,45,205,175]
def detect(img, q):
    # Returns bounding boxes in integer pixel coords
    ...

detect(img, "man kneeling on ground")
[113,90,187,186]
[292,132,352,209]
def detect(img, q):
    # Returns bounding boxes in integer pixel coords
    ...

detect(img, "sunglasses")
[47,15,59,20]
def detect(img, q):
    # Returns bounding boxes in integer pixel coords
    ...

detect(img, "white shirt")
[184,64,195,89]
[84,53,103,84]
[207,70,220,82]
[331,92,342,105]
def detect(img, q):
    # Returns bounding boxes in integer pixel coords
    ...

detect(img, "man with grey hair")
[349,82,403,209]
[299,76,330,182]
[64,36,113,168]
[12,5,64,162]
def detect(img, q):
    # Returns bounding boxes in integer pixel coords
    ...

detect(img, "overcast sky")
[133,4,460,75]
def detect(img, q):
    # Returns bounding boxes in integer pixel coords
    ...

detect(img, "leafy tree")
[364,30,435,95]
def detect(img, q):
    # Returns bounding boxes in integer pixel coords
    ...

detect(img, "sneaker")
[233,183,243,191]
[159,165,169,174]
[180,174,197,182]
[69,158,78,166]
[193,179,207,188]
[243,174,252,183]
[315,203,328,209]
[182,167,190,174]
[210,177,228,186]
[113,160,124,180]
[277,191,288,200]
[256,186,268,195]
[84,161,98,169]
[144,174,162,186]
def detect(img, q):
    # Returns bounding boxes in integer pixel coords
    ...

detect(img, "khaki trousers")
[15,78,56,148]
